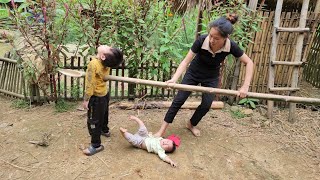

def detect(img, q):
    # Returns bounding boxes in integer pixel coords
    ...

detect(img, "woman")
[154,14,253,137]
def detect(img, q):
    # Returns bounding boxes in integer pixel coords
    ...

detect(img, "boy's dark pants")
[87,93,110,148]
[164,72,219,126]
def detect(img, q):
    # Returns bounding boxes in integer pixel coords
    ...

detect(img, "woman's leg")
[155,72,197,137]
[187,78,219,136]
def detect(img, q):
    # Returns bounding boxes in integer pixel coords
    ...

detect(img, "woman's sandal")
[83,145,104,156]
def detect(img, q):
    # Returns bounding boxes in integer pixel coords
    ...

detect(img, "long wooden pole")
[105,75,320,105]
[57,69,320,105]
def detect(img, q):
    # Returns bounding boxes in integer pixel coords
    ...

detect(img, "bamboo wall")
[238,11,320,95]
[304,29,320,87]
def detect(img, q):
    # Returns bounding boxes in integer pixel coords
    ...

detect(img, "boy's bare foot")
[186,122,200,137]
[119,127,127,138]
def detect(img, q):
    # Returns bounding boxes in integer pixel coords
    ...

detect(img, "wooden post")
[248,0,259,11]
[315,0,320,13]
[289,0,310,122]
[229,0,259,105]
[195,0,203,40]
[268,0,283,119]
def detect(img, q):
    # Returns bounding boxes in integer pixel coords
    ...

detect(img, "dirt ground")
[0,95,319,180]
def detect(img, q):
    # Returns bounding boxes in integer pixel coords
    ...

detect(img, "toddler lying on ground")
[120,115,179,167]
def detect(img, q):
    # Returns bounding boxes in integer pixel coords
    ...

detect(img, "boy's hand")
[82,100,89,110]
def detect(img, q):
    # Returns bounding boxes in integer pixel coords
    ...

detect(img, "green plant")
[3,0,74,101]
[70,85,81,98]
[231,109,245,119]
[55,98,76,113]
[11,99,30,109]
[238,98,259,109]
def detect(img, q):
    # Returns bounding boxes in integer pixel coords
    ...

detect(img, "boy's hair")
[165,141,176,153]
[102,48,124,68]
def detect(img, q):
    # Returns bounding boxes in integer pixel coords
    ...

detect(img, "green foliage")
[11,99,30,109]
[202,0,262,49]
[231,109,245,119]
[0,0,9,19]
[238,98,259,109]
[55,98,76,113]
[70,85,81,98]
[6,0,74,100]
[0,8,8,18]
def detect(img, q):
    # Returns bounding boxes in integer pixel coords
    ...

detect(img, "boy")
[82,45,123,156]
[120,115,178,167]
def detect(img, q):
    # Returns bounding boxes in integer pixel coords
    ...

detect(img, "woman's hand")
[238,85,249,98]
[166,78,177,84]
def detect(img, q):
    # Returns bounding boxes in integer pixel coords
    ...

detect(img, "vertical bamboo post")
[268,0,283,119]
[289,0,310,122]
[315,0,320,13]
[195,0,203,40]
[229,0,259,104]
[248,0,258,11]
[77,56,81,99]
[70,56,74,99]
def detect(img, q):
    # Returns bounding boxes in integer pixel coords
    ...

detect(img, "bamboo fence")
[0,57,26,99]
[238,11,320,103]
[304,29,320,87]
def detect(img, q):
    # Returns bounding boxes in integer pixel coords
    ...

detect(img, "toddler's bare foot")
[186,122,200,137]
[119,127,127,138]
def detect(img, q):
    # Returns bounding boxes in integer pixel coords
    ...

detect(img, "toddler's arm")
[164,156,177,167]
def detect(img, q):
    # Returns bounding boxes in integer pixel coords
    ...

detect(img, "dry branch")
[0,159,31,172]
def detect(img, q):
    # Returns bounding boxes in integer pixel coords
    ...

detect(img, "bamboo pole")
[105,75,320,105]
[289,0,310,122]
[57,69,320,105]
[248,0,258,11]
[315,0,320,13]
[268,0,284,119]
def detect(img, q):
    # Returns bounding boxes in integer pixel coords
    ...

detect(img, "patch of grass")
[55,98,76,113]
[231,109,246,119]
[11,99,30,109]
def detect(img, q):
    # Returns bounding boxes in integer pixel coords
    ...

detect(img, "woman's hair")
[102,47,124,68]
[165,141,176,153]
[208,13,239,38]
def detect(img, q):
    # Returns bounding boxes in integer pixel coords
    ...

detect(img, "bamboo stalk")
[289,0,310,122]
[57,68,320,104]
[104,75,320,105]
